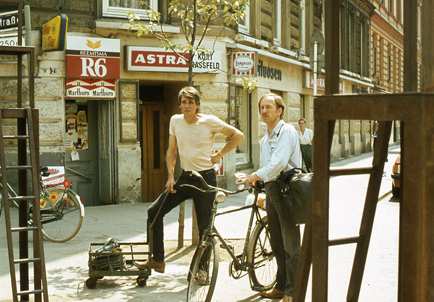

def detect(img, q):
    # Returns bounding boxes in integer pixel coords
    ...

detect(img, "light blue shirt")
[255,120,302,182]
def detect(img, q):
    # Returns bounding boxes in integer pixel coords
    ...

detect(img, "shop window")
[229,85,252,170]
[102,0,158,19]
[65,100,89,151]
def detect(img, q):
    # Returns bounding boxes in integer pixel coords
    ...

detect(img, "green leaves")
[237,77,259,94]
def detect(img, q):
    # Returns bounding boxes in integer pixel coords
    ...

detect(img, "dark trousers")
[265,181,301,297]
[300,144,312,172]
[148,169,217,262]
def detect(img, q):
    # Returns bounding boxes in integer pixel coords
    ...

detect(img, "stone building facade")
[0,0,377,205]
[369,0,422,146]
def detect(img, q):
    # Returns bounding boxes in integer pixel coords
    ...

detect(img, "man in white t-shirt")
[297,118,313,172]
[134,86,244,273]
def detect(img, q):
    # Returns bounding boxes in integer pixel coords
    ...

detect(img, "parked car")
[391,154,401,197]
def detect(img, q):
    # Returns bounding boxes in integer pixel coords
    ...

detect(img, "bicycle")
[0,166,85,242]
[184,171,277,302]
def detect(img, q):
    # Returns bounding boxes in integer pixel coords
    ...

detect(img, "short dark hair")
[298,118,306,124]
[178,86,201,106]
[258,94,285,119]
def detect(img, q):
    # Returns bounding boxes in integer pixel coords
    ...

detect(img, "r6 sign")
[81,58,107,77]
[66,55,120,79]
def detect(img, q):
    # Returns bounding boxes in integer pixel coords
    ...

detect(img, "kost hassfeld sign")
[66,36,120,79]
[125,46,221,73]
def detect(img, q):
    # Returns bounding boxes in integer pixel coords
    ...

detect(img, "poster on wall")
[65,100,89,151]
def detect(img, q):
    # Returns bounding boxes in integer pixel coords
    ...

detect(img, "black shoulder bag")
[278,168,313,225]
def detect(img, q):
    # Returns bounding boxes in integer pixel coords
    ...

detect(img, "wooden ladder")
[293,119,392,302]
[0,108,49,302]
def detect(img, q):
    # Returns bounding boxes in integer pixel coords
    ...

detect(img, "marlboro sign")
[66,79,116,98]
[66,36,120,79]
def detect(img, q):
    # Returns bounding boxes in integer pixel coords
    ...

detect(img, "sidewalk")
[0,146,400,301]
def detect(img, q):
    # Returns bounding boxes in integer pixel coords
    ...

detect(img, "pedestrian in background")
[134,86,244,273]
[297,118,313,172]
[236,94,302,302]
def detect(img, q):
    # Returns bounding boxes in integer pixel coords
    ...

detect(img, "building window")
[388,56,391,82]
[102,0,158,19]
[238,1,250,34]
[349,12,355,72]
[273,0,281,45]
[372,47,377,76]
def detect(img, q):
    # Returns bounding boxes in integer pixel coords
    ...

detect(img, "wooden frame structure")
[293,0,434,301]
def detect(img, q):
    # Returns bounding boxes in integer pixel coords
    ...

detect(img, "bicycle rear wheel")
[187,236,219,302]
[247,216,277,291]
[39,187,83,242]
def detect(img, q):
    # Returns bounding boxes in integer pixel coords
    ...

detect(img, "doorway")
[65,99,116,206]
[139,86,165,202]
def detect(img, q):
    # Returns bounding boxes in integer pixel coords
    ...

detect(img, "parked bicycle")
[184,171,277,302]
[0,166,85,242]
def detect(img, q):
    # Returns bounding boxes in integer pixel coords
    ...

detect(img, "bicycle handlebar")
[179,170,262,195]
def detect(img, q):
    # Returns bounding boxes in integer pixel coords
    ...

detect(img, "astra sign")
[125,46,221,73]
[66,36,120,79]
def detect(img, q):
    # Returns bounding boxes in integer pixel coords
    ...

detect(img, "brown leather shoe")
[280,296,293,302]
[134,259,165,273]
[260,288,285,299]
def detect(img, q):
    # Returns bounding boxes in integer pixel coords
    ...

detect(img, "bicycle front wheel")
[247,216,277,291]
[40,187,83,242]
[187,236,219,302]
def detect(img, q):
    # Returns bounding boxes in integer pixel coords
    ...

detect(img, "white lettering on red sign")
[80,58,108,77]
[132,51,188,67]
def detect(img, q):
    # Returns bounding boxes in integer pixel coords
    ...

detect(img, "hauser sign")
[125,46,221,73]
[66,36,120,79]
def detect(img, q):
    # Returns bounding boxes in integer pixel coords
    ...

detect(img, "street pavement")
[0,146,401,302]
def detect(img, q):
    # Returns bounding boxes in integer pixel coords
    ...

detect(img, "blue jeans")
[265,181,301,297]
[148,169,217,262]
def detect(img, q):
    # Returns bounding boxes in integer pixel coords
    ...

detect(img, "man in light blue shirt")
[238,94,301,302]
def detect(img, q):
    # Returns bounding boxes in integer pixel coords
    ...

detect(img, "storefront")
[64,35,119,206]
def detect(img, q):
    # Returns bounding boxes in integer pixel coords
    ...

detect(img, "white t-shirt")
[169,114,226,172]
[297,128,313,145]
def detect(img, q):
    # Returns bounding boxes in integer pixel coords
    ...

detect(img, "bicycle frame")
[202,190,267,274]
[38,183,84,224]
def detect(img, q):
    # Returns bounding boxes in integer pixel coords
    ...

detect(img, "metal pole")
[313,41,318,96]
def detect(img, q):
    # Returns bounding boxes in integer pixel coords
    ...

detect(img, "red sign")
[232,52,256,76]
[66,56,120,79]
[125,46,221,73]
[66,36,120,79]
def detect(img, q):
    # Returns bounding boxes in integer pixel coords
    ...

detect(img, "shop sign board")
[303,71,344,93]
[125,46,221,73]
[66,36,120,79]
[41,166,65,186]
[232,52,256,76]
[66,79,116,98]
[42,14,68,51]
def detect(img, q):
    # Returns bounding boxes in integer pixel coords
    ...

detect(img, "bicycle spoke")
[248,217,277,291]
[187,237,219,302]
[40,187,83,242]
